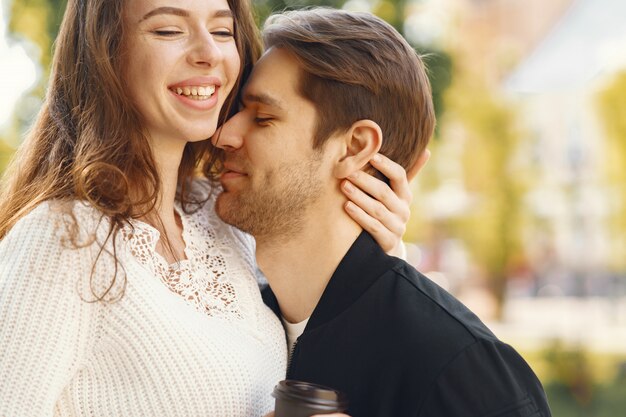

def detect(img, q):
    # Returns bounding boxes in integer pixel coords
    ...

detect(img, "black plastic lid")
[272,380,348,410]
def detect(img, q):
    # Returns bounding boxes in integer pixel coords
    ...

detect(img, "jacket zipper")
[286,339,299,378]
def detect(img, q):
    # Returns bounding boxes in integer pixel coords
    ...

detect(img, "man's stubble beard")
[216,154,324,243]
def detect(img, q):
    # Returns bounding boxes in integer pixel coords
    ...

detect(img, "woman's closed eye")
[211,29,234,39]
[152,29,183,37]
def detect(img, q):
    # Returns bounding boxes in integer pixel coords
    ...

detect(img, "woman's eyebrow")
[140,7,189,22]
[139,7,234,23]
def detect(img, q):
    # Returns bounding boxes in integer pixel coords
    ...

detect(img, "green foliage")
[0,138,14,174]
[9,0,67,71]
[253,0,405,32]
[420,49,452,135]
[597,72,626,149]
[254,0,343,25]
[540,343,626,417]
[2,0,67,161]
[440,73,525,317]
[596,72,626,272]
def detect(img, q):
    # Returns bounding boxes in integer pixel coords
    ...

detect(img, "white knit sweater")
[0,185,287,417]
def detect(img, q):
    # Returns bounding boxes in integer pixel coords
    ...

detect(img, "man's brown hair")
[262,8,435,174]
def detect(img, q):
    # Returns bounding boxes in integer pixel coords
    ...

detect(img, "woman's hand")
[341,151,430,257]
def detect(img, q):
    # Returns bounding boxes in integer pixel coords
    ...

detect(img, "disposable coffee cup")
[272,380,348,417]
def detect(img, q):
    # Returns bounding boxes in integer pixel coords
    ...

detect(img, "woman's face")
[122,0,240,144]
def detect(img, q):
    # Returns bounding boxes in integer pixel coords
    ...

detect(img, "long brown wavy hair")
[0,0,262,301]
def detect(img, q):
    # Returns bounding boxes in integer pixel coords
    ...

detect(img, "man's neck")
[256,207,362,324]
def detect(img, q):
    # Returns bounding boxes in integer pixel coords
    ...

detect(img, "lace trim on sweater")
[118,195,252,321]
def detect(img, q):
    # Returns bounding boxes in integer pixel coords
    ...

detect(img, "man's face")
[213,47,334,239]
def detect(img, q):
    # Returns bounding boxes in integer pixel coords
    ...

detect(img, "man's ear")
[333,120,382,179]
[406,149,431,181]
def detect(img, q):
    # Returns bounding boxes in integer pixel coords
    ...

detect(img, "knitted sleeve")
[0,203,102,416]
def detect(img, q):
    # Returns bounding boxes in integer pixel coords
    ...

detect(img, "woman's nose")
[189,31,223,68]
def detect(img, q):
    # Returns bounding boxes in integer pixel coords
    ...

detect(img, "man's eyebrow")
[242,92,285,110]
[139,7,233,22]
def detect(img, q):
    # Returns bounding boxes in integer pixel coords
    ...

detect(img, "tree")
[596,71,626,273]
[434,67,526,319]
[0,0,67,171]
[8,0,67,86]
[0,138,13,173]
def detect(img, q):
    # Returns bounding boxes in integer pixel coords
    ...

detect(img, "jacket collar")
[262,230,398,332]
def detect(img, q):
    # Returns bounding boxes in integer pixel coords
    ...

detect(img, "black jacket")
[262,231,551,417]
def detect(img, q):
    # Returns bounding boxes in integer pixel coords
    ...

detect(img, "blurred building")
[451,0,574,85]
[504,0,626,298]
[412,0,626,301]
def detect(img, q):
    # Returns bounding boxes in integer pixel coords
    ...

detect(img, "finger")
[344,201,403,253]
[369,153,412,202]
[342,179,409,230]
[345,171,411,223]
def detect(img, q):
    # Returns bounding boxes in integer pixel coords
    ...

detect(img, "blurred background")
[1,0,625,414]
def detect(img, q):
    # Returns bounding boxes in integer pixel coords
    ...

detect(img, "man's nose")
[212,111,246,151]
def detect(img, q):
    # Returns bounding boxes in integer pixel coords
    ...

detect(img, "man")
[213,8,551,417]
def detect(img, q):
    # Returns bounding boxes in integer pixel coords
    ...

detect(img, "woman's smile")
[168,76,222,111]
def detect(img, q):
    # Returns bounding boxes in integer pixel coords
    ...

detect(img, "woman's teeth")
[172,85,216,100]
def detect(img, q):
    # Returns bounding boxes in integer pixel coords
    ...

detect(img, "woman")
[0,0,413,416]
